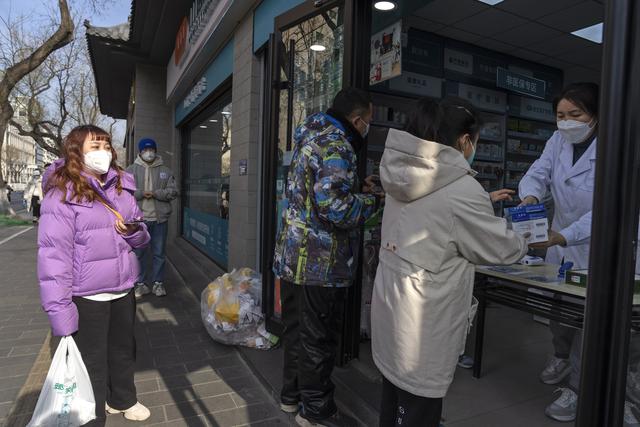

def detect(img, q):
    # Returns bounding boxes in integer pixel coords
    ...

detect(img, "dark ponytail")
[404,96,482,148]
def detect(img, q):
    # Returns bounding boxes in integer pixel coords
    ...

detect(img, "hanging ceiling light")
[571,22,603,44]
[310,44,327,51]
[374,1,397,11]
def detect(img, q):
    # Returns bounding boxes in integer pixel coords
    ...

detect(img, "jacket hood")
[296,112,363,150]
[380,129,474,202]
[134,154,164,168]
[42,158,135,198]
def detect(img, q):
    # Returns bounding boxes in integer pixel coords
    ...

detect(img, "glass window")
[182,95,232,268]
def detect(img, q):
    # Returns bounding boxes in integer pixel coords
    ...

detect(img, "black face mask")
[326,108,365,152]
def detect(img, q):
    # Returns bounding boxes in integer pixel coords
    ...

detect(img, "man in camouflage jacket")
[273,88,382,426]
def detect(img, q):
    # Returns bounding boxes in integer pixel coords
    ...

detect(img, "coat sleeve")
[312,140,377,229]
[121,191,151,249]
[153,168,178,202]
[558,210,592,247]
[519,134,559,202]
[451,184,529,266]
[37,196,78,336]
[126,165,144,201]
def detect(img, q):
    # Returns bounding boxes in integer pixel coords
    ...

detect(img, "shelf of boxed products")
[506,130,550,141]
[476,141,504,163]
[370,92,417,131]
[506,161,531,173]
[506,138,544,158]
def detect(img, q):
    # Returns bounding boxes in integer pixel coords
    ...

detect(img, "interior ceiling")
[411,0,603,83]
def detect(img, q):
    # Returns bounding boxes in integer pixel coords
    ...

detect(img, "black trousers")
[280,280,346,421]
[31,196,41,218]
[379,377,443,427]
[72,291,138,426]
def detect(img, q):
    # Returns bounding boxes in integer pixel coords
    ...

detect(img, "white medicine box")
[504,204,549,244]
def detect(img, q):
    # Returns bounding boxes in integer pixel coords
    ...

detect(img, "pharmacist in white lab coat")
[518,82,616,423]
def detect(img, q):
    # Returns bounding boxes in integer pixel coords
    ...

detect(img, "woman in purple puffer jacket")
[38,125,151,426]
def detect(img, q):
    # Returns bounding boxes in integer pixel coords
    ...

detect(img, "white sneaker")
[545,388,577,422]
[625,402,640,427]
[106,401,151,421]
[152,282,167,297]
[540,356,571,385]
[280,402,300,413]
[134,283,150,298]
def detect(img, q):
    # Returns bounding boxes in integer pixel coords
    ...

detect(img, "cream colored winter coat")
[371,129,528,398]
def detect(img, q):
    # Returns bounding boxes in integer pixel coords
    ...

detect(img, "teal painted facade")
[252,0,305,51]
[175,39,234,125]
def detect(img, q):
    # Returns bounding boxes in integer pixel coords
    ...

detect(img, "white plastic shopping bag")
[27,336,96,426]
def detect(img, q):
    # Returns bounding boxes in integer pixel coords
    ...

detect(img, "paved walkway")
[0,225,293,427]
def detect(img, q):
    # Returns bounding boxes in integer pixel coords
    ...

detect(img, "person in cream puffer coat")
[371,97,529,427]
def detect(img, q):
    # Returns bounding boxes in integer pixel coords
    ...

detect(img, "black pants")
[280,280,346,421]
[73,291,138,426]
[31,196,41,218]
[379,377,443,427]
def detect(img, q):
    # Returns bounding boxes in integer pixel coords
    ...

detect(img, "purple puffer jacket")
[37,159,150,336]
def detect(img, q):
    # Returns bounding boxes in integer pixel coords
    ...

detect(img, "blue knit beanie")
[138,138,157,152]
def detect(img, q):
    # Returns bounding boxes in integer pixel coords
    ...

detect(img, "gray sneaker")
[152,282,167,297]
[545,388,577,422]
[134,283,151,298]
[540,356,571,385]
[625,402,640,427]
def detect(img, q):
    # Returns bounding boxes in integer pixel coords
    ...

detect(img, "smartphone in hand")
[123,218,144,226]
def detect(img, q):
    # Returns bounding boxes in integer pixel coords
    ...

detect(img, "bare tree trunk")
[0,0,73,215]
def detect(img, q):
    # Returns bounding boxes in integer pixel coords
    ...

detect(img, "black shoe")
[295,411,358,427]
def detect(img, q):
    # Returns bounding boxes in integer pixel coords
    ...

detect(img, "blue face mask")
[465,138,476,166]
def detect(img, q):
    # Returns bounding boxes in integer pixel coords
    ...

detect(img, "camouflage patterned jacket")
[273,112,378,287]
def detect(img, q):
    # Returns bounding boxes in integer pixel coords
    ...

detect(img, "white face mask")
[557,119,595,144]
[84,150,112,175]
[141,150,156,163]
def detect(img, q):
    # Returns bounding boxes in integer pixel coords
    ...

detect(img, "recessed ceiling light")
[209,119,218,122]
[476,0,504,5]
[571,22,603,44]
[374,1,397,11]
[310,44,326,52]
[199,125,207,128]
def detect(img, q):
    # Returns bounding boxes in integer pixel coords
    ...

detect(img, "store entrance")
[347,0,607,419]
[261,0,363,363]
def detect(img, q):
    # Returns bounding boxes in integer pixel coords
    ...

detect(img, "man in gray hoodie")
[127,138,178,297]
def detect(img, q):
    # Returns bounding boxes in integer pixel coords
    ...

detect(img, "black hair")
[404,96,482,148]
[553,82,599,118]
[330,87,372,119]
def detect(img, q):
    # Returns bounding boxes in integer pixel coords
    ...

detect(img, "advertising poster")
[370,20,402,85]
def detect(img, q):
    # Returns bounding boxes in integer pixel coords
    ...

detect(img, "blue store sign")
[496,67,546,99]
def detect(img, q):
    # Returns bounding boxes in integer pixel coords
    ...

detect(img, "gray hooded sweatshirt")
[126,155,178,223]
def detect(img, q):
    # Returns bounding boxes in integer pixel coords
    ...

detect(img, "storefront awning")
[85,0,192,119]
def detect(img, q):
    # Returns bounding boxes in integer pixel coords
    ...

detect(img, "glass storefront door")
[262,0,355,341]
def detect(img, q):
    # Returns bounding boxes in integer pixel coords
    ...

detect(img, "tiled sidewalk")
[0,226,52,427]
[0,225,292,427]
[111,260,292,426]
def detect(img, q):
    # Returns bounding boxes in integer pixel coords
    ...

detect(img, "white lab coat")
[519,131,595,269]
